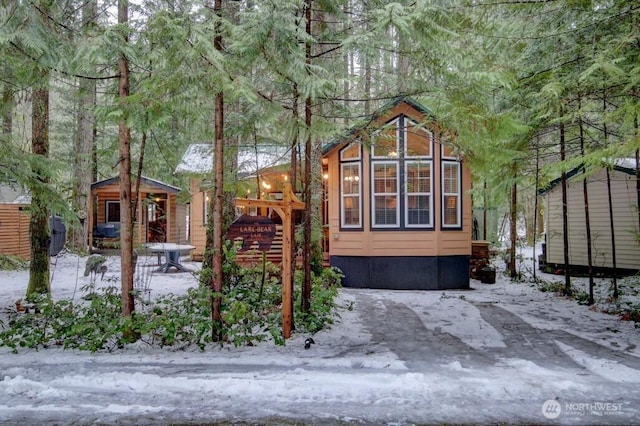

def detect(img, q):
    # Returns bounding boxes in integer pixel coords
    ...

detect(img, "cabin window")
[372,162,399,226]
[372,118,399,158]
[340,144,362,228]
[341,163,361,227]
[371,116,433,229]
[106,201,120,223]
[405,161,432,226]
[405,119,432,158]
[442,161,461,228]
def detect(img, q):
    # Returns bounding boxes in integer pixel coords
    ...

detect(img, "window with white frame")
[372,162,399,226]
[340,143,362,228]
[371,116,433,229]
[405,161,432,226]
[442,161,461,228]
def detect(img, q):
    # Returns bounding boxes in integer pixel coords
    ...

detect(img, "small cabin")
[89,176,185,249]
[175,143,292,262]
[322,97,472,290]
[540,159,640,275]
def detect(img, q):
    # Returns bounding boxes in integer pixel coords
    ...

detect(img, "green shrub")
[0,262,343,352]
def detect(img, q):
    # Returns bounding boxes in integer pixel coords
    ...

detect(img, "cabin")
[89,176,185,249]
[321,97,472,290]
[174,143,292,262]
[540,159,640,275]
[0,184,31,260]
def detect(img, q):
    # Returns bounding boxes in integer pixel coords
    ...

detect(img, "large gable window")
[371,116,433,229]
[340,143,362,228]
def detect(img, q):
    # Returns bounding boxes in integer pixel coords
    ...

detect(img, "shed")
[89,176,185,249]
[0,185,31,260]
[540,159,640,274]
[175,143,292,261]
[322,97,472,290]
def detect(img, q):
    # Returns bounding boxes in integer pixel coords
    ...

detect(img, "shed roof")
[322,96,436,156]
[91,175,181,193]
[539,158,638,195]
[0,183,30,204]
[174,143,291,177]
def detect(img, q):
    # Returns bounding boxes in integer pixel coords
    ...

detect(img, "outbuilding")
[321,97,472,290]
[540,159,640,275]
[89,176,185,249]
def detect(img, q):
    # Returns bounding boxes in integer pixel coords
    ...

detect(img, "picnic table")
[146,243,195,273]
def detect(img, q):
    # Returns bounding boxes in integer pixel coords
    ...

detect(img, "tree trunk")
[508,171,517,279]
[2,78,12,136]
[211,0,225,341]
[26,1,51,300]
[290,86,299,329]
[301,0,312,314]
[601,93,618,299]
[118,0,135,317]
[532,138,540,283]
[71,0,97,253]
[578,97,595,305]
[560,118,571,296]
[26,85,51,300]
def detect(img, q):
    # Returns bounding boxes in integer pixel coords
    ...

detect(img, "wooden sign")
[226,214,276,252]
[234,182,305,339]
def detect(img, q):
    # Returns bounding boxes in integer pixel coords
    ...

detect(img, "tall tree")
[70,0,97,253]
[118,0,135,317]
[26,0,53,300]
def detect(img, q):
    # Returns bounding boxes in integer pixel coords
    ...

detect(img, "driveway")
[1,285,639,425]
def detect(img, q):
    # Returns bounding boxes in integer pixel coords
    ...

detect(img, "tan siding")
[188,180,208,260]
[0,204,31,260]
[545,169,640,270]
[325,102,472,260]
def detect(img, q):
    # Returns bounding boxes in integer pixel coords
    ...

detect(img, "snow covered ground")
[0,246,639,425]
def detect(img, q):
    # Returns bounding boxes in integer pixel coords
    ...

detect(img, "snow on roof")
[91,176,181,193]
[0,183,30,204]
[174,144,214,175]
[175,143,291,176]
[614,157,638,171]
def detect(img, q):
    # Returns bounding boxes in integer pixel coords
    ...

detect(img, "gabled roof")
[322,96,436,156]
[539,158,638,195]
[91,175,181,193]
[175,143,291,177]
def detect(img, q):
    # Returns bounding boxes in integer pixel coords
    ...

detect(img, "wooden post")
[233,182,304,339]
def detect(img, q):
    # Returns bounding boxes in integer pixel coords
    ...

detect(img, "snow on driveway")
[1,251,639,424]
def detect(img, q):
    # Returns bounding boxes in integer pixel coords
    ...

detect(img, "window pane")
[444,195,459,225]
[443,163,458,193]
[406,121,431,157]
[342,164,360,194]
[373,163,397,193]
[407,195,430,225]
[373,126,398,157]
[106,202,120,222]
[341,143,360,160]
[374,195,397,225]
[343,195,360,225]
[406,162,430,193]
